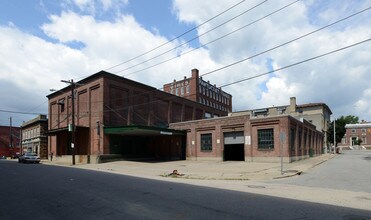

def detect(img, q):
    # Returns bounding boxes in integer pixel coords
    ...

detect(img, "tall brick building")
[0,125,20,157]
[163,69,232,114]
[47,71,228,163]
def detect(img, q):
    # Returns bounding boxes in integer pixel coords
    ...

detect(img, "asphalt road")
[273,150,371,193]
[0,160,370,220]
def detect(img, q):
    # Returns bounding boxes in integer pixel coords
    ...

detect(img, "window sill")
[257,148,274,151]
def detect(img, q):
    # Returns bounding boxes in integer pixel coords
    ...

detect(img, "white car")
[18,153,40,164]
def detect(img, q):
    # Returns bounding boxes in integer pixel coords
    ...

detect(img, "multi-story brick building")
[339,122,371,149]
[47,71,228,163]
[21,115,48,158]
[0,125,20,157]
[163,69,232,114]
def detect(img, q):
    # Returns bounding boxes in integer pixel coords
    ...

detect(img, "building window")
[175,88,178,96]
[351,129,356,133]
[362,137,366,144]
[181,87,184,95]
[258,128,274,149]
[290,128,296,151]
[362,129,366,133]
[186,85,190,94]
[201,133,212,151]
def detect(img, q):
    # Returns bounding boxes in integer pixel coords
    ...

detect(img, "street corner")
[273,170,302,179]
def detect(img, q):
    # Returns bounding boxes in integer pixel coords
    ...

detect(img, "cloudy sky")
[0,0,370,126]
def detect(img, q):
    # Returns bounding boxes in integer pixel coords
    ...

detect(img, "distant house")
[0,125,20,157]
[339,121,371,150]
[21,115,48,158]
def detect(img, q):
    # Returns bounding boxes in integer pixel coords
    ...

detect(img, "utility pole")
[333,118,336,154]
[9,117,13,148]
[61,79,76,165]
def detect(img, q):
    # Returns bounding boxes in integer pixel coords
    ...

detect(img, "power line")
[123,0,302,77]
[220,38,371,88]
[200,5,371,77]
[86,38,371,113]
[10,36,370,123]
[113,0,268,75]
[104,0,246,72]
[78,3,371,106]
[0,109,46,115]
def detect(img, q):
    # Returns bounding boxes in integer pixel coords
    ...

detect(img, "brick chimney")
[290,97,296,113]
[191,68,199,79]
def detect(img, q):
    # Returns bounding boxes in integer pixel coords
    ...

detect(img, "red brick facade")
[47,71,228,163]
[0,126,20,157]
[163,69,232,113]
[339,122,371,149]
[170,114,324,162]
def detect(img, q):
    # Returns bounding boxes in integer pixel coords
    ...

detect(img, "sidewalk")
[41,154,371,211]
[42,153,335,181]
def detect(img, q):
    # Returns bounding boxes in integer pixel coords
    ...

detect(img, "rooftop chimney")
[191,68,199,79]
[290,97,296,113]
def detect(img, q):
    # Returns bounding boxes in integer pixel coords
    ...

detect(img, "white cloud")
[1,0,371,126]
[173,0,371,120]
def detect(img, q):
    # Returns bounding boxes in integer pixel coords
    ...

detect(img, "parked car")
[18,153,40,164]
[0,155,6,159]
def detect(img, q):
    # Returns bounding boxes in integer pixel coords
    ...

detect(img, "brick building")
[231,97,332,152]
[0,125,20,157]
[21,115,48,158]
[47,71,228,163]
[339,122,371,149]
[163,69,232,114]
[170,112,324,162]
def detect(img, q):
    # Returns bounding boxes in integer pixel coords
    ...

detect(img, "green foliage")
[327,115,359,146]
[354,139,363,145]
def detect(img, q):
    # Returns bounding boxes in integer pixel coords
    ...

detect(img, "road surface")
[1,159,370,219]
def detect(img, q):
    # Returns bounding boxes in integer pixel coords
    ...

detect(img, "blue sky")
[0,0,370,126]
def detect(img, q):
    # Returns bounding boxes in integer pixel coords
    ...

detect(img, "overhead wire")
[45,37,371,128]
[219,38,371,88]
[71,37,371,115]
[5,3,370,121]
[123,0,302,77]
[71,4,371,106]
[112,0,268,74]
[104,0,246,71]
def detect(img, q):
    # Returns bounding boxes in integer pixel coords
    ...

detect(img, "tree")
[328,115,359,147]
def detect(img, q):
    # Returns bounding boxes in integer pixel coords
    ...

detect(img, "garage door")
[224,131,244,145]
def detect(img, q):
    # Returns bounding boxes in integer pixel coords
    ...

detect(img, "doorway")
[223,131,245,161]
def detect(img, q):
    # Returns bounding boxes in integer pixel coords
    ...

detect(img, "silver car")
[18,153,40,164]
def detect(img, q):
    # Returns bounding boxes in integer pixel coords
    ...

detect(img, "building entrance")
[223,131,245,161]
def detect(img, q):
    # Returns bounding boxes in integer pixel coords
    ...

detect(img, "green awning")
[104,125,186,136]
